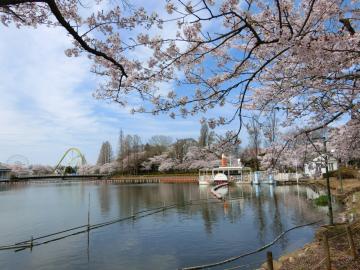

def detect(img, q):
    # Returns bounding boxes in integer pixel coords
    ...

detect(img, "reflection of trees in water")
[279,185,323,225]
[98,183,110,214]
[112,184,204,218]
[226,199,244,223]
[200,204,216,234]
[88,183,330,239]
[228,185,328,247]
[0,182,27,192]
[271,189,286,249]
[253,186,266,245]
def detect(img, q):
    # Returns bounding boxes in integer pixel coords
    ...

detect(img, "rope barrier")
[181,219,323,270]
[15,224,89,245]
[0,196,244,251]
[183,221,360,270]
[313,257,326,270]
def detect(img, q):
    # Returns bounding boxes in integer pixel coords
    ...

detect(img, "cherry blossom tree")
[141,145,219,172]
[328,120,360,165]
[99,161,118,174]
[183,145,219,170]
[30,164,54,175]
[6,164,32,176]
[1,0,358,141]
[260,130,321,170]
[78,164,98,175]
[245,115,262,170]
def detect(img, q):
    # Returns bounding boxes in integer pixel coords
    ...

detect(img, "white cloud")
[0,24,201,165]
[0,25,115,164]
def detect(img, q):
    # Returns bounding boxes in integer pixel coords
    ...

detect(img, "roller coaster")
[53,147,86,175]
[9,148,108,179]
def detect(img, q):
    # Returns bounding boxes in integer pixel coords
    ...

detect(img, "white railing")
[274,173,302,181]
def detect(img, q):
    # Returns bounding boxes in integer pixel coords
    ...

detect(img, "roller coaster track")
[53,148,86,175]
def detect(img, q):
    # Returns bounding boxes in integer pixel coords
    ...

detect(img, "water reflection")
[0,182,340,270]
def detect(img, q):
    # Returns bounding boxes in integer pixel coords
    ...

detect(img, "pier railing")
[274,173,302,181]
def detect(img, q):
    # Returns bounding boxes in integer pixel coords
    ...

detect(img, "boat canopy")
[215,166,252,171]
[199,166,252,174]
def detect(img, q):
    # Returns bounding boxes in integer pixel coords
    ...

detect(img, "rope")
[221,223,360,270]
[181,219,323,270]
[313,257,326,270]
[0,196,244,251]
[15,224,89,245]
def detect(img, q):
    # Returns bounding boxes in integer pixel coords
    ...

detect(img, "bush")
[315,195,328,206]
[348,159,360,168]
[322,167,358,179]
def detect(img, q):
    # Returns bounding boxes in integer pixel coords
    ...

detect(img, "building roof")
[0,163,11,171]
[312,155,337,163]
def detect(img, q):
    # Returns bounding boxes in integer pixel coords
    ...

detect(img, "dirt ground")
[311,177,360,194]
[276,221,360,270]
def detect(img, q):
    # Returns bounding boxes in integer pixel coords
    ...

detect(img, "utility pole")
[323,139,334,226]
[338,157,343,193]
[331,149,343,193]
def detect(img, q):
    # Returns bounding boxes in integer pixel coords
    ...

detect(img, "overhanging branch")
[0,0,128,78]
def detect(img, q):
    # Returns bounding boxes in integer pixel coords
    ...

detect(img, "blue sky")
[0,1,253,165]
[0,25,211,165]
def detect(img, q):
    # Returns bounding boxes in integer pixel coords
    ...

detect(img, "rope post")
[322,231,331,270]
[132,209,136,220]
[266,251,274,270]
[30,235,33,251]
[87,193,91,231]
[346,225,357,259]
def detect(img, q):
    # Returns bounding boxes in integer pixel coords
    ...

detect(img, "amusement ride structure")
[53,148,86,175]
[6,155,30,167]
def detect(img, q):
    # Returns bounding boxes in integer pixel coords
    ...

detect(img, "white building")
[304,155,338,177]
[0,164,11,181]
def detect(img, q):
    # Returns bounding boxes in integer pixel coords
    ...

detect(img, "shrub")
[315,195,328,206]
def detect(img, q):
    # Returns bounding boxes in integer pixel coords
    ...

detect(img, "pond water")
[0,182,339,270]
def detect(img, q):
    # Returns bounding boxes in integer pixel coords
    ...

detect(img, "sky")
[0,25,209,165]
[2,1,348,166]
[0,1,251,166]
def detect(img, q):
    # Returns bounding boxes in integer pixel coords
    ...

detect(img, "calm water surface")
[0,182,338,269]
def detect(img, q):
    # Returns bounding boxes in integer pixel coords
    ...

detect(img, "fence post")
[323,230,331,270]
[266,251,274,270]
[346,225,357,259]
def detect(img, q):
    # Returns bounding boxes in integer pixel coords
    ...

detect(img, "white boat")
[214,184,229,198]
[211,183,229,199]
[198,166,253,185]
[198,169,229,185]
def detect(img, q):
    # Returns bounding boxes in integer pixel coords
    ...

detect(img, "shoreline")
[259,178,360,270]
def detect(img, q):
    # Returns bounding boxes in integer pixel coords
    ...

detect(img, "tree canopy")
[1,0,359,141]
